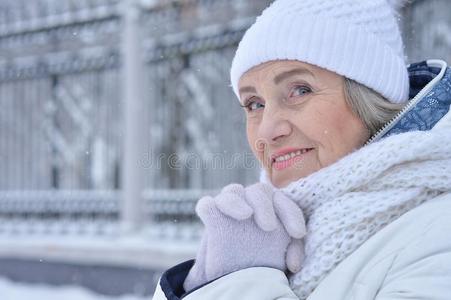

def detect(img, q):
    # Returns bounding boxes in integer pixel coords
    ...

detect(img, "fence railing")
[0,189,216,240]
[0,0,264,193]
[0,0,268,241]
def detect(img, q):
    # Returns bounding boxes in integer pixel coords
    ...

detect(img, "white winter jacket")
[152,60,451,300]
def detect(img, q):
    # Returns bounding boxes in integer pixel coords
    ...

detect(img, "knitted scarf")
[260,127,451,299]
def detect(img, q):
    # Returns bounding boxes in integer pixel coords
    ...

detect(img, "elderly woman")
[153,0,451,299]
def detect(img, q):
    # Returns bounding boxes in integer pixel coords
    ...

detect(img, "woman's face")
[238,60,370,188]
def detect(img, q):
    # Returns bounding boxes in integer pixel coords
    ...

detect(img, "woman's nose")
[257,109,292,146]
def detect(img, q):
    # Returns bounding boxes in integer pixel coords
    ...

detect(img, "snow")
[0,232,198,269]
[0,277,151,300]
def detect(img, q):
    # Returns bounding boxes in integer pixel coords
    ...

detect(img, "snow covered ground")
[0,277,152,300]
[0,229,198,270]
[0,229,199,299]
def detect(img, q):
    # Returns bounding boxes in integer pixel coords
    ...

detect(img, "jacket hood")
[369,59,451,143]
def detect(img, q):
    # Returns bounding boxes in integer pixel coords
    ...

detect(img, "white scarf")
[261,127,451,299]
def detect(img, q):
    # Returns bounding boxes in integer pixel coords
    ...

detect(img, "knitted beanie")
[230,0,410,104]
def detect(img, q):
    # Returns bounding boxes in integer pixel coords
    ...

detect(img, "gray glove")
[183,183,306,292]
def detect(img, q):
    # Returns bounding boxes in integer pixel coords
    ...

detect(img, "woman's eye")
[291,85,312,97]
[248,101,264,111]
[241,98,265,112]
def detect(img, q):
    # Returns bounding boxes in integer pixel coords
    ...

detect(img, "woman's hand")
[183,183,307,292]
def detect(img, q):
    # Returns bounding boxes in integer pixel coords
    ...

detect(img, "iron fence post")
[121,0,148,234]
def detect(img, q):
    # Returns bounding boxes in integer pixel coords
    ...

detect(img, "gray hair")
[343,78,406,137]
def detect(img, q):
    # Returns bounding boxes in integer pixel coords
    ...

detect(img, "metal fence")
[0,0,272,239]
[0,189,214,240]
[0,0,122,191]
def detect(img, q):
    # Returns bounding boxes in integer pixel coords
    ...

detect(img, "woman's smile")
[271,147,314,171]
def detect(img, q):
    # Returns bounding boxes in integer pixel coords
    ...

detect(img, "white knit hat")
[230,0,410,104]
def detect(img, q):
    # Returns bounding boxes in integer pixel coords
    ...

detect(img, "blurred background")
[0,0,449,299]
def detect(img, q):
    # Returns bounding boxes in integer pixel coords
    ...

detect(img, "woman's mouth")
[271,148,314,171]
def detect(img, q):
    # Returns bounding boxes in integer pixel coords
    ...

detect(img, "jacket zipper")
[365,59,448,146]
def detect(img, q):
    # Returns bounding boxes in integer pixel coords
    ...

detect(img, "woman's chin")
[270,172,305,188]
[269,162,319,187]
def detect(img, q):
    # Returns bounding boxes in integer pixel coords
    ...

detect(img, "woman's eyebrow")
[273,68,315,85]
[238,86,257,96]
